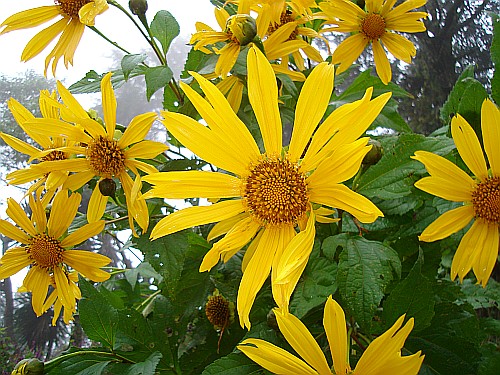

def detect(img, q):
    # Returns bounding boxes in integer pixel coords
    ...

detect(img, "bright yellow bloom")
[24,73,167,234]
[413,99,500,287]
[41,271,81,325]
[0,190,110,318]
[0,90,75,200]
[143,46,389,329]
[238,296,424,375]
[320,0,427,84]
[0,0,108,76]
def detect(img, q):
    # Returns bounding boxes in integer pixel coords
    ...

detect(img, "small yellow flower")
[238,296,424,375]
[143,46,389,329]
[0,0,109,76]
[0,190,110,317]
[320,0,427,84]
[24,73,168,234]
[413,99,500,287]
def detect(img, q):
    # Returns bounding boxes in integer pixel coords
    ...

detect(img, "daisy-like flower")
[413,99,500,287]
[0,90,75,200]
[0,190,110,318]
[0,0,108,76]
[319,0,427,84]
[25,73,167,234]
[143,46,389,328]
[238,296,424,374]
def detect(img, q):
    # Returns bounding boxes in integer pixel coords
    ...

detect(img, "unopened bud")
[129,0,148,16]
[362,139,383,165]
[99,178,117,197]
[225,14,257,46]
[11,358,44,375]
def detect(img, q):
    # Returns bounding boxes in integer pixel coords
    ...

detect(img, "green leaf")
[201,352,263,375]
[76,362,111,375]
[44,348,115,374]
[290,241,338,319]
[323,234,401,331]
[124,262,163,288]
[121,54,147,81]
[382,250,435,332]
[490,14,500,105]
[126,352,162,375]
[79,278,119,349]
[355,133,455,199]
[68,67,146,94]
[371,99,412,133]
[150,11,180,55]
[460,278,500,310]
[145,65,173,101]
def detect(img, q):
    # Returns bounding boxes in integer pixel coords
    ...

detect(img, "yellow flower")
[238,296,424,375]
[143,46,389,329]
[0,90,75,200]
[24,73,167,234]
[0,0,108,76]
[0,190,110,317]
[413,99,500,287]
[320,0,427,84]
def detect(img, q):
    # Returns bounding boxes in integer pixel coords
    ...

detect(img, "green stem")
[88,26,131,55]
[44,350,134,369]
[135,289,162,312]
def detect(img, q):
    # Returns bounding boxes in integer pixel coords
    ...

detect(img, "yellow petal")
[414,177,474,202]
[0,133,40,157]
[150,200,244,240]
[118,112,158,148]
[207,212,249,241]
[100,73,116,137]
[24,266,50,316]
[0,220,30,243]
[215,42,240,77]
[63,250,111,281]
[274,308,332,375]
[6,198,37,237]
[53,266,75,310]
[373,40,391,84]
[451,220,485,283]
[0,248,31,279]
[288,62,334,162]
[238,339,317,375]
[61,221,105,247]
[29,194,47,233]
[125,140,168,159]
[473,221,499,287]
[247,46,282,155]
[48,190,81,239]
[331,34,368,74]
[381,33,416,63]
[310,184,383,223]
[451,114,488,181]
[87,186,108,223]
[64,170,95,191]
[419,205,474,242]
[143,171,242,200]
[79,0,108,26]
[324,296,351,375]
[1,6,60,33]
[24,118,92,144]
[21,18,67,62]
[481,99,500,176]
[57,80,90,120]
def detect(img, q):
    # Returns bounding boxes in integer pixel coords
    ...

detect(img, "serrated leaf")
[382,250,435,331]
[68,67,146,94]
[490,14,500,104]
[323,234,401,332]
[121,54,147,81]
[201,352,263,375]
[145,65,173,101]
[355,133,455,199]
[79,278,119,349]
[150,11,180,55]
[290,241,337,319]
[76,361,111,375]
[126,352,162,375]
[124,261,163,288]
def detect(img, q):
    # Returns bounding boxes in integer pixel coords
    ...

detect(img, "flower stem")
[44,350,134,369]
[88,26,131,55]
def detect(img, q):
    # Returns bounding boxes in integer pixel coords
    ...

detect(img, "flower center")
[87,136,126,178]
[26,234,64,269]
[471,177,500,224]
[268,10,298,41]
[205,295,231,330]
[41,150,67,162]
[55,0,92,18]
[361,13,386,40]
[243,157,308,226]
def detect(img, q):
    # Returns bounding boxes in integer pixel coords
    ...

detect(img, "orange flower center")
[472,177,500,224]
[55,0,92,18]
[87,135,126,178]
[41,150,67,162]
[243,157,308,226]
[205,295,231,330]
[27,234,64,269]
[268,10,298,41]
[361,13,386,40]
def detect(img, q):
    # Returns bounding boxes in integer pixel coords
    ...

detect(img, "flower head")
[0,190,110,317]
[143,46,388,328]
[24,73,167,234]
[413,99,500,286]
[320,0,427,84]
[238,296,424,375]
[0,0,109,76]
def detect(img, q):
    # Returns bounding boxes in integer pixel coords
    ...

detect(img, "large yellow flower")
[0,190,110,318]
[143,46,389,329]
[24,73,167,234]
[0,0,108,76]
[0,90,75,200]
[320,0,427,84]
[413,99,500,287]
[238,296,424,374]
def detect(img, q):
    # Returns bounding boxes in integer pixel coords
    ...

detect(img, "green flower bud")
[11,358,44,375]
[362,138,383,165]
[225,14,257,46]
[129,0,148,16]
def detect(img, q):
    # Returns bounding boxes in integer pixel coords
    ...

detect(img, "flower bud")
[362,139,383,165]
[11,358,44,375]
[225,14,257,46]
[205,289,234,330]
[129,0,148,16]
[99,178,117,197]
